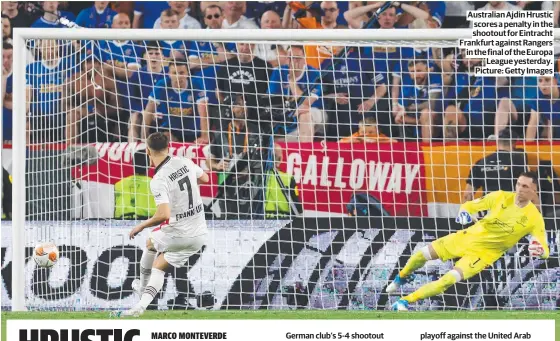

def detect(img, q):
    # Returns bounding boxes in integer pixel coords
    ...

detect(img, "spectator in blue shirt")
[349,5,402,105]
[75,1,117,28]
[31,1,76,28]
[443,67,498,140]
[267,45,325,142]
[396,3,447,105]
[140,58,209,143]
[157,9,189,60]
[128,42,167,141]
[425,1,446,28]
[97,13,143,81]
[133,1,169,28]
[399,1,447,74]
[345,2,398,29]
[394,1,445,28]
[441,50,495,140]
[345,1,435,30]
[394,59,443,141]
[26,39,74,143]
[96,13,145,133]
[322,48,388,140]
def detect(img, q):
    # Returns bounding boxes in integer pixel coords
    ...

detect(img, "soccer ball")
[33,242,59,268]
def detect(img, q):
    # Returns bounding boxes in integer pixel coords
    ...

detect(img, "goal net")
[4,28,559,312]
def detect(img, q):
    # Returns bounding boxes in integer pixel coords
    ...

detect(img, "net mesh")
[3,36,559,311]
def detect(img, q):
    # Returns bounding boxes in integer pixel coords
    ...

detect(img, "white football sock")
[139,250,156,292]
[138,268,165,309]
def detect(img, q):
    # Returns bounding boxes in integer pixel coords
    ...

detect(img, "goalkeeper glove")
[455,211,475,225]
[528,240,545,257]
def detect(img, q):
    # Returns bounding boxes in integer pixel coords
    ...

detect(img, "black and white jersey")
[150,156,207,237]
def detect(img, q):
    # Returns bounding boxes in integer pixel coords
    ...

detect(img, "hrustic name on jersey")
[168,165,190,182]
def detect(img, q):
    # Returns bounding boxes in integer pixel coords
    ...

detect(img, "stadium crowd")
[2,1,560,221]
[2,0,560,147]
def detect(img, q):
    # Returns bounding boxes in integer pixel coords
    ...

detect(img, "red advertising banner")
[277,142,427,217]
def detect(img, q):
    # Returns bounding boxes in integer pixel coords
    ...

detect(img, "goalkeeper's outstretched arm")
[459,190,501,216]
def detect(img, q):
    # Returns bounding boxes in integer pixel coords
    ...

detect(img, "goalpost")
[9,27,560,312]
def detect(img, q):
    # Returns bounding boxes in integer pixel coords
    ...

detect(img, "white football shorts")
[149,229,207,268]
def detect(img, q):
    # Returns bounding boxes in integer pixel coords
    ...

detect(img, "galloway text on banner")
[278,142,427,216]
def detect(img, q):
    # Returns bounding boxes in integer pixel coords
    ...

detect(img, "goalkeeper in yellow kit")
[389,172,550,311]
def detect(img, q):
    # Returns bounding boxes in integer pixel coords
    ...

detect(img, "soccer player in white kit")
[112,132,209,317]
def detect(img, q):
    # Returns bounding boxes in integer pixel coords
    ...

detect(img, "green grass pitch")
[2,311,559,341]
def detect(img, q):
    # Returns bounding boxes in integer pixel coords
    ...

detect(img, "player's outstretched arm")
[187,158,209,184]
[129,177,172,239]
[456,191,502,225]
[198,172,210,184]
[129,203,171,239]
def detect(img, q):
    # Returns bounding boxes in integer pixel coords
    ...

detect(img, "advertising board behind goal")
[1,219,557,311]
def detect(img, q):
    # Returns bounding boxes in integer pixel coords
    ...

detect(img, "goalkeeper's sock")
[139,250,157,292]
[399,251,427,278]
[402,270,459,303]
[138,268,166,309]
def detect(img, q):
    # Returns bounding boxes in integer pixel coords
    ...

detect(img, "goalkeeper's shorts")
[149,230,207,268]
[431,230,499,280]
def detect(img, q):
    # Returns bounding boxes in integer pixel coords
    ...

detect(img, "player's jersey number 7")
[178,176,194,210]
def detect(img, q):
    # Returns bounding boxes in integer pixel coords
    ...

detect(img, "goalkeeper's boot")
[131,279,143,297]
[110,305,145,318]
[385,274,415,294]
[391,299,410,311]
